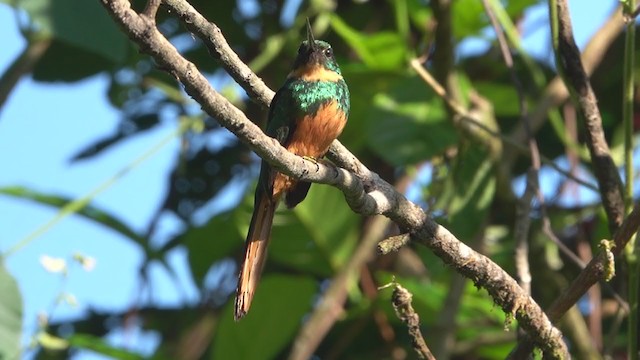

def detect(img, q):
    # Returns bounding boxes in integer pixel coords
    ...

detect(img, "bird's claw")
[302,156,321,171]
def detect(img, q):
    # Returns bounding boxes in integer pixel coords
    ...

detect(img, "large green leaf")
[0,261,22,360]
[474,81,522,118]
[366,76,457,165]
[290,184,359,269]
[31,38,118,82]
[212,275,316,360]
[330,15,407,70]
[16,0,128,63]
[451,0,488,39]
[225,181,359,279]
[339,69,405,152]
[270,184,359,276]
[3,0,130,81]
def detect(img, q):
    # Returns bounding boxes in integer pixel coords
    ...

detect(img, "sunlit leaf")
[330,15,407,70]
[366,76,457,165]
[451,0,487,39]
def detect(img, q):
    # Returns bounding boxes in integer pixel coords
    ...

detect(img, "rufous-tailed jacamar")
[234,21,350,320]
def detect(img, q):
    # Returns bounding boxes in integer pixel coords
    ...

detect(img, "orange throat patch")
[288,64,343,82]
[272,100,347,197]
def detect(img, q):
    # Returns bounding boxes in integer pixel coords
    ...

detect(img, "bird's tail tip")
[234,293,250,321]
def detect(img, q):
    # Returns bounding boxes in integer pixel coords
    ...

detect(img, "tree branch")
[551,0,625,234]
[99,0,568,357]
[162,0,274,108]
[390,283,435,360]
[505,6,624,172]
[0,37,51,115]
[509,201,640,357]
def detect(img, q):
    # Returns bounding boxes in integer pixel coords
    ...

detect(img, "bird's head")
[289,20,342,80]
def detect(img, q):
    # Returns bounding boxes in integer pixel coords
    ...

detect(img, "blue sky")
[0,1,618,358]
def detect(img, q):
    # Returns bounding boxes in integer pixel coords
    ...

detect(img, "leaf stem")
[2,120,193,258]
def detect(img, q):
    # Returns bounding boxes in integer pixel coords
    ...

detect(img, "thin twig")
[0,38,51,115]
[390,283,435,360]
[377,233,411,255]
[142,0,161,20]
[551,0,625,234]
[482,0,535,300]
[510,201,640,357]
[622,1,639,359]
[513,170,536,295]
[506,6,624,169]
[410,59,597,192]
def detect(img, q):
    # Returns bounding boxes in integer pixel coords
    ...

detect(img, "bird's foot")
[301,156,321,172]
[302,155,318,164]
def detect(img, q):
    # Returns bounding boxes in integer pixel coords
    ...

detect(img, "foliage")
[0,0,635,359]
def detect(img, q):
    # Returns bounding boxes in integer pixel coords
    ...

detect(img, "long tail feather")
[234,191,277,320]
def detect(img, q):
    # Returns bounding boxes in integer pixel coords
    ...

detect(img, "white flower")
[39,255,67,273]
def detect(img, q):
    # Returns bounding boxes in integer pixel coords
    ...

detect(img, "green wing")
[266,82,297,146]
[255,81,297,198]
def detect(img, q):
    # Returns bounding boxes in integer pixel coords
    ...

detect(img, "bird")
[234,20,350,320]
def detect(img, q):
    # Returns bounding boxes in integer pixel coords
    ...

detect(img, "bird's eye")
[324,48,333,57]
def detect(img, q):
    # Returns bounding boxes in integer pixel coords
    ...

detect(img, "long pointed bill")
[306,18,316,50]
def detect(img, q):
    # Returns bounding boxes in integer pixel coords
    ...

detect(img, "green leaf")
[437,146,496,240]
[505,0,537,18]
[229,183,359,279]
[267,185,358,276]
[366,76,457,165]
[330,15,407,70]
[291,184,359,269]
[0,186,145,247]
[0,261,22,360]
[451,0,487,39]
[31,39,118,82]
[68,334,144,360]
[37,331,69,350]
[253,210,333,277]
[339,69,405,151]
[391,0,410,39]
[407,0,433,32]
[16,0,128,63]
[474,81,521,117]
[212,275,317,360]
